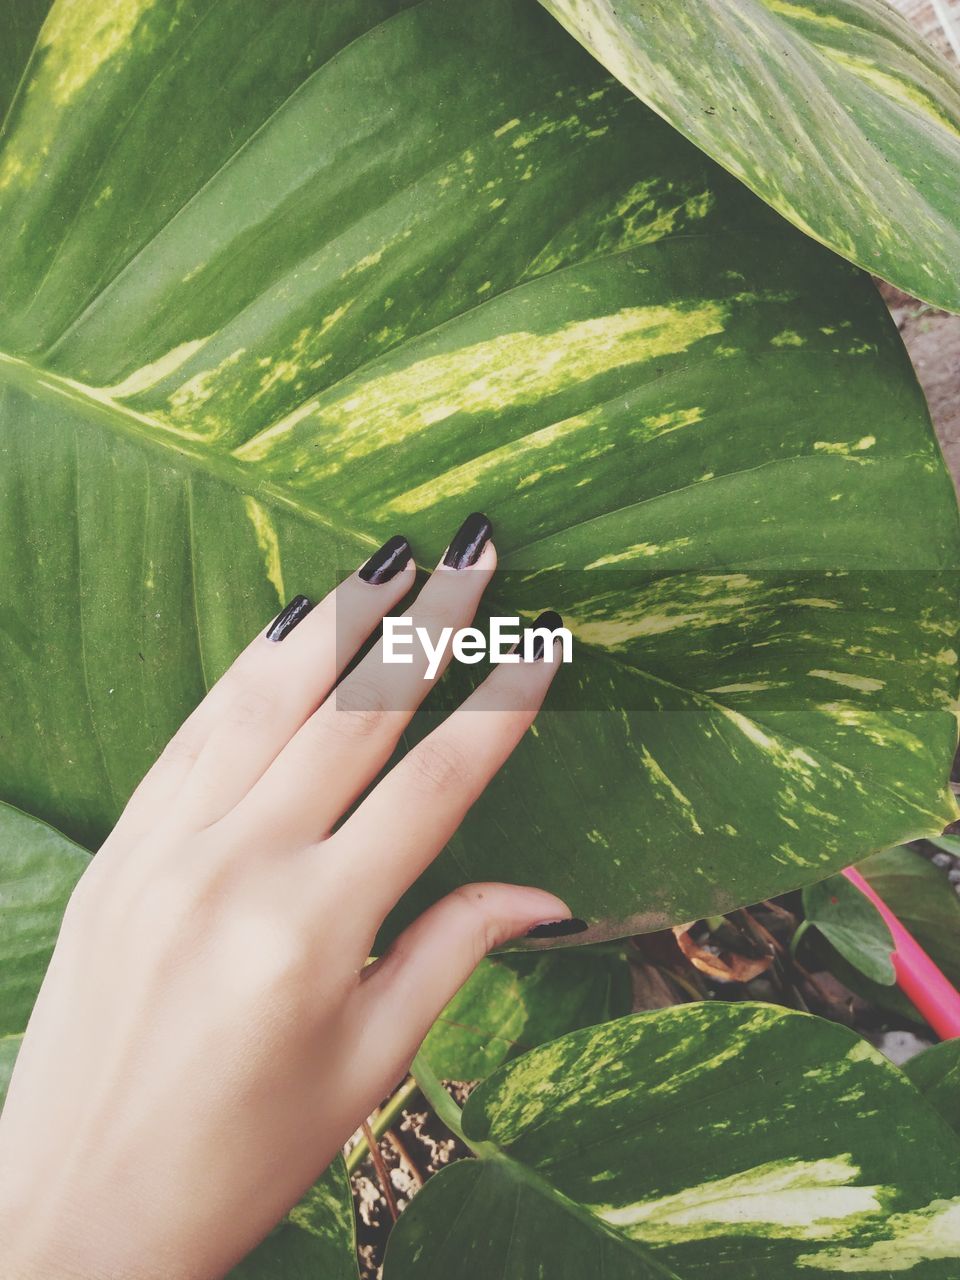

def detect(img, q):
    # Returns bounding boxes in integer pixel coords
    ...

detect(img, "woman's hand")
[0,513,575,1280]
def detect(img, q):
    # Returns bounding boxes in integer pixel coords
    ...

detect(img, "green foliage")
[904,1039,960,1136]
[2,3,960,1274]
[802,848,960,1026]
[420,948,633,1079]
[540,0,960,311]
[0,1036,21,1108]
[860,846,960,987]
[388,1004,960,1277]
[929,835,960,857]
[0,0,957,945]
[801,872,896,985]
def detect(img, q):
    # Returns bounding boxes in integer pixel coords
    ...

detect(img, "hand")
[0,514,574,1280]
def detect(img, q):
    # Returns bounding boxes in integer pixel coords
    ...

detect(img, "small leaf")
[807,932,925,1025]
[802,872,896,985]
[860,845,960,986]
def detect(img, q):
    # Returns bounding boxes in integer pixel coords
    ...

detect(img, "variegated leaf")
[419,949,632,1080]
[538,0,960,311]
[386,1004,960,1277]
[0,0,957,943]
[904,1038,960,1135]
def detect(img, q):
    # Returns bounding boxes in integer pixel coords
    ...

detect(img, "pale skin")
[0,519,572,1280]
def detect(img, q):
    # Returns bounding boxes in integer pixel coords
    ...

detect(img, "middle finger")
[225,513,495,847]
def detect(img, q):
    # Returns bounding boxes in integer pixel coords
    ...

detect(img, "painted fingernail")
[359,534,412,584]
[525,917,589,938]
[528,610,564,662]
[266,594,313,642]
[442,512,492,569]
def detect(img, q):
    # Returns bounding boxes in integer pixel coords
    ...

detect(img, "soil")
[348,1083,475,1280]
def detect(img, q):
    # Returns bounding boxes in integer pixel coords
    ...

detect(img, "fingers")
[227,514,497,847]
[349,882,573,1086]
[122,537,415,835]
[327,619,566,924]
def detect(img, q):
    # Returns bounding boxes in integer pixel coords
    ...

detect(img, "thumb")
[353,882,585,1070]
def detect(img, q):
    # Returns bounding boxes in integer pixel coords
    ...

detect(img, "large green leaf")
[1,0,957,943]
[538,0,960,312]
[386,1004,960,1277]
[419,948,632,1079]
[904,1039,960,1135]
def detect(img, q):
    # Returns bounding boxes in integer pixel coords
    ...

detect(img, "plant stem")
[385,1129,423,1190]
[346,1075,419,1175]
[410,1052,468,1143]
[411,1052,498,1159]
[361,1119,399,1222]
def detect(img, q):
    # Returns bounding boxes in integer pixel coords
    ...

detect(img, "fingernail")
[528,610,563,662]
[525,917,588,938]
[442,512,492,569]
[359,534,412,584]
[266,594,313,642]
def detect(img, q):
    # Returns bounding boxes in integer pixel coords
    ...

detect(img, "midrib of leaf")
[0,349,378,553]
[38,0,434,362]
[467,1152,684,1279]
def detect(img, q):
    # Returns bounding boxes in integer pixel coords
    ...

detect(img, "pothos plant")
[2,0,960,1275]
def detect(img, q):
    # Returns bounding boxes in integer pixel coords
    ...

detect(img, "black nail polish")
[359,534,412,584]
[266,594,313,642]
[528,610,564,662]
[442,512,492,569]
[526,918,589,938]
